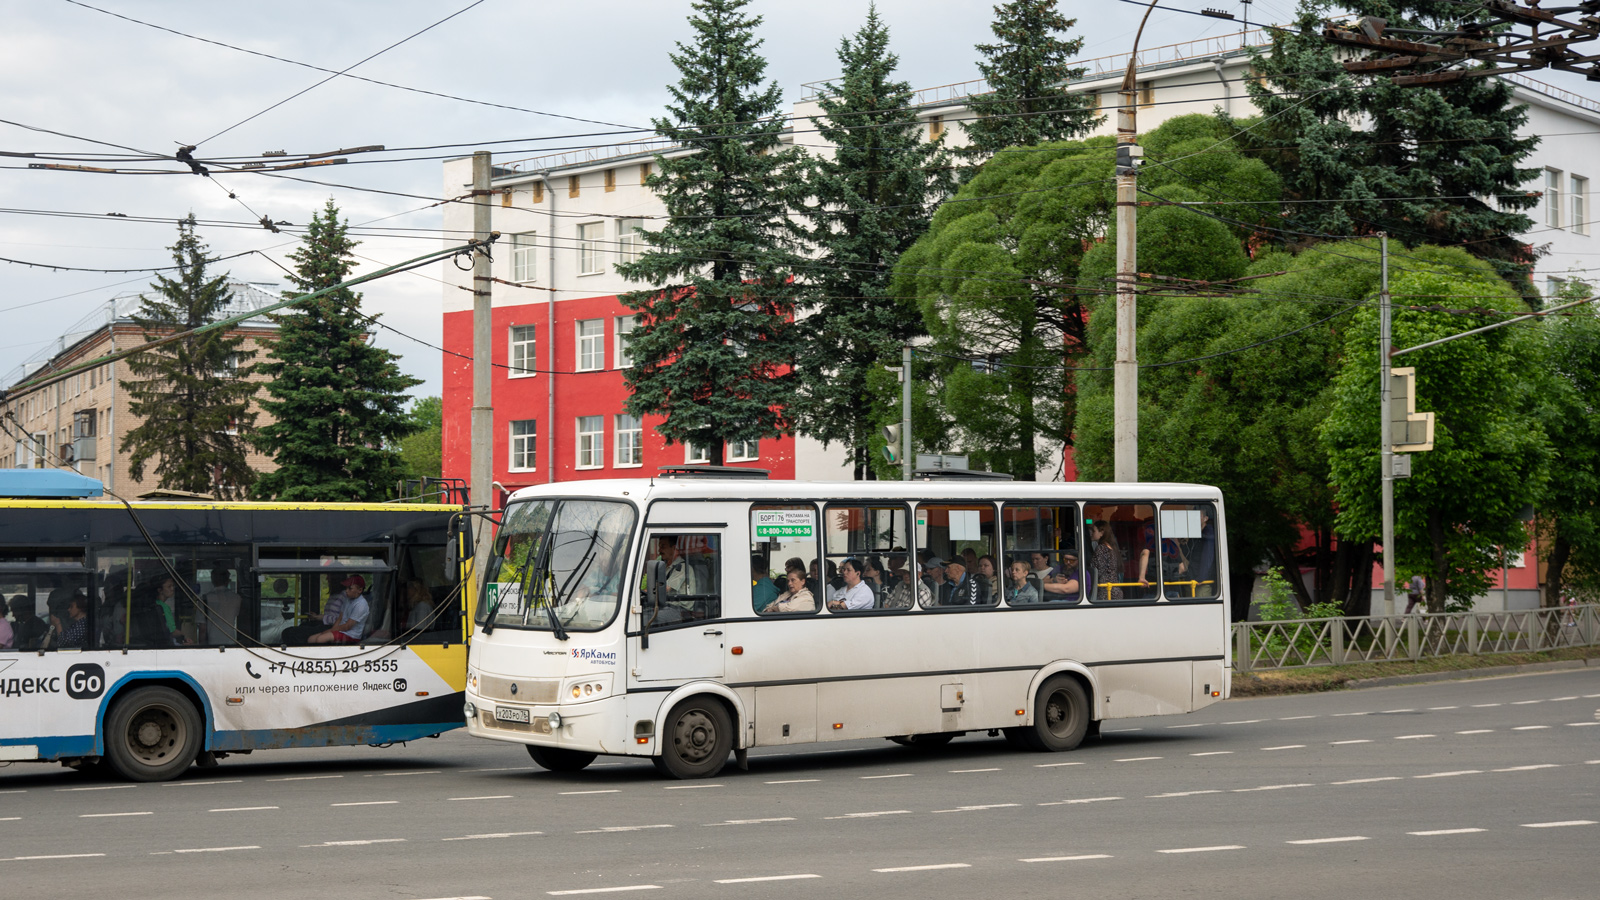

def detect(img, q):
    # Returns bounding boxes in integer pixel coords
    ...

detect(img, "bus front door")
[634,529,725,683]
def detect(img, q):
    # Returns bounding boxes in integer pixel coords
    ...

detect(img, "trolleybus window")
[1158,502,1219,600]
[0,548,89,651]
[1002,505,1082,604]
[823,504,909,611]
[1083,503,1159,602]
[915,503,998,608]
[480,499,636,633]
[750,505,820,616]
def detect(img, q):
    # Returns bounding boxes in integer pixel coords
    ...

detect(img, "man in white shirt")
[828,558,875,611]
[306,575,371,645]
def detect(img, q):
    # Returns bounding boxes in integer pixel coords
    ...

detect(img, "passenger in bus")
[53,596,88,649]
[767,569,815,613]
[921,556,946,595]
[976,554,999,598]
[1030,551,1058,580]
[938,558,985,606]
[1188,511,1217,597]
[1088,521,1123,601]
[284,575,370,645]
[403,579,435,631]
[151,575,186,645]
[1005,559,1039,605]
[1040,552,1082,601]
[10,597,49,650]
[0,597,13,649]
[960,548,979,577]
[861,555,888,605]
[660,540,699,595]
[751,556,780,613]
[198,568,243,645]
[827,558,875,611]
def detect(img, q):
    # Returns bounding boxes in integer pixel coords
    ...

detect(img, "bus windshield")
[479,498,637,633]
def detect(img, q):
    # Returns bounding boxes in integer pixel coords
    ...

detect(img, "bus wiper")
[552,528,602,628]
[526,532,568,642]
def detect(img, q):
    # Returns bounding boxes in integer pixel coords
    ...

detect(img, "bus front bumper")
[464,692,641,756]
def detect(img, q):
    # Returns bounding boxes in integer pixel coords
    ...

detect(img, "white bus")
[464,469,1229,778]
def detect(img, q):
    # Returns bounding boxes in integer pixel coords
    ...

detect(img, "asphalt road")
[2,670,1597,900]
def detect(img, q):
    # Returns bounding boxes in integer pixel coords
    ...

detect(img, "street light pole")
[1114,1,1158,484]
[1379,234,1396,617]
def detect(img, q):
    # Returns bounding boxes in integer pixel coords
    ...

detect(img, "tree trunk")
[1345,540,1375,618]
[1545,532,1571,610]
[709,440,725,466]
[1229,566,1258,624]
[1428,509,1449,613]
[1272,544,1313,612]
[1329,534,1351,609]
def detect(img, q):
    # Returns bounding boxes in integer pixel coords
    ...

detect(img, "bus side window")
[647,534,722,623]
[1083,504,1159,603]
[750,504,820,616]
[1159,502,1218,600]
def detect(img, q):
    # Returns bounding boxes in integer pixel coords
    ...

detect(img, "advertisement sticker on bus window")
[753,509,814,541]
[486,582,524,615]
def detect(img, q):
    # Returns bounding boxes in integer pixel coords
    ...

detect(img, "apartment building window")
[510,419,537,471]
[576,319,605,371]
[576,416,604,469]
[617,219,645,264]
[512,232,538,282]
[727,439,759,462]
[615,316,638,368]
[1138,83,1154,109]
[604,168,617,192]
[927,115,944,141]
[509,325,537,377]
[1547,168,1564,228]
[640,162,651,185]
[530,181,545,204]
[615,414,643,467]
[1572,175,1588,235]
[1546,276,1566,299]
[568,175,580,198]
[577,222,605,275]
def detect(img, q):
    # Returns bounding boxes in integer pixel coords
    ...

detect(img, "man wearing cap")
[921,556,946,596]
[305,575,371,645]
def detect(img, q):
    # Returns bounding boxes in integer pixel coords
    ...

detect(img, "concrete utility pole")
[1114,2,1157,483]
[1379,234,1396,616]
[901,344,913,481]
[470,151,494,577]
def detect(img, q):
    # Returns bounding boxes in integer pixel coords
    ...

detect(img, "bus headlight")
[547,711,563,730]
[463,701,477,718]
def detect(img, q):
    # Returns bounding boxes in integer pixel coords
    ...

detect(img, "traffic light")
[1389,366,1435,452]
[882,424,900,463]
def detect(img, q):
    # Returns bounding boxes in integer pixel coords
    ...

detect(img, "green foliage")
[251,200,422,501]
[119,215,258,499]
[398,396,443,482]
[1257,569,1343,621]
[1240,1,1539,285]
[792,6,954,477]
[1320,248,1551,611]
[615,0,802,463]
[962,0,1099,167]
[1535,282,1600,605]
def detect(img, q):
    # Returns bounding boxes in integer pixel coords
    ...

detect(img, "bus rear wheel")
[1019,676,1090,752]
[526,745,597,772]
[656,697,732,779]
[104,686,202,782]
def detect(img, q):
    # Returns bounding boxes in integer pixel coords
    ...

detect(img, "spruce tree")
[615,0,804,465]
[962,0,1099,170]
[1242,1,1540,284]
[794,6,955,479]
[251,200,421,500]
[120,216,258,499]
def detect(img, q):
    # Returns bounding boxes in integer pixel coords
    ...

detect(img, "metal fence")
[1232,604,1600,672]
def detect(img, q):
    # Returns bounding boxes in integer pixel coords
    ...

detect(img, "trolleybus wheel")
[103,686,203,782]
[657,696,732,779]
[1021,676,1090,752]
[525,745,597,772]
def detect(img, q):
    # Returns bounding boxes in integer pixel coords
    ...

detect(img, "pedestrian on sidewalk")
[1404,573,1426,614]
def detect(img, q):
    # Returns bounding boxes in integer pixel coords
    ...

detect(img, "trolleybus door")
[633,529,725,683]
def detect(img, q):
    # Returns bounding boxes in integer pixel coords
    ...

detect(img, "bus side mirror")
[444,519,473,585]
[642,559,667,649]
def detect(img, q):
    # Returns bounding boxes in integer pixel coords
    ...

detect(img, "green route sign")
[753,509,814,540]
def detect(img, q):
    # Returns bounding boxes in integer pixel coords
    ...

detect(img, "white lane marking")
[1585,694,1600,699]
[1494,764,1560,772]
[1415,771,1481,779]
[451,796,514,801]
[410,896,492,900]
[1382,709,1416,713]
[1589,760,1600,764]
[704,818,796,827]
[330,801,398,807]
[663,784,722,790]
[80,812,152,818]
[1396,735,1436,740]
[1408,828,1485,836]
[575,825,674,834]
[5,853,107,860]
[561,790,622,795]
[933,804,1019,813]
[1287,836,1369,844]
[824,810,910,820]
[0,790,24,794]
[1159,845,1245,854]
[1039,797,1122,806]
[1330,740,1371,745]
[1148,790,1222,798]
[1512,700,1543,705]
[302,839,407,846]
[1104,728,1142,733]
[1331,777,1402,785]
[1279,715,1318,721]
[56,785,136,792]
[163,780,242,787]
[1427,707,1459,711]
[1569,722,1599,727]
[1223,720,1263,725]
[1262,745,1306,751]
[1034,762,1084,768]
[471,767,537,772]
[548,886,662,896]
[1548,696,1578,702]
[1116,756,1163,762]
[1333,712,1370,717]
[210,806,278,812]
[1457,729,1494,734]
[764,779,820,784]
[1521,820,1596,828]
[1021,854,1113,862]
[0,817,19,821]
[267,775,342,782]
[366,770,441,777]
[873,863,971,872]
[1166,723,1207,728]
[1233,783,1314,792]
[172,845,259,854]
[1191,751,1233,757]
[441,832,544,842]
[714,874,821,883]
[861,773,912,779]
[950,768,1001,773]
[1513,725,1551,731]
[1471,703,1502,708]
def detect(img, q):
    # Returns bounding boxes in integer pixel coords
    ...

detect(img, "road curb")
[1344,657,1594,689]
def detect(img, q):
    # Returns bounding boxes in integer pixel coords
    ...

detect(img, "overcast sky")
[0,0,1352,399]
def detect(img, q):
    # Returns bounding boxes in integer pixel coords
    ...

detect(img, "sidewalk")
[1230,647,1600,697]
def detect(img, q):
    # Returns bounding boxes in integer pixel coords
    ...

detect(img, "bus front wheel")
[526,745,597,772]
[656,697,732,779]
[1020,676,1090,752]
[103,686,203,782]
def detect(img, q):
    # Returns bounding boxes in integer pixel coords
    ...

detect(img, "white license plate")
[494,706,531,724]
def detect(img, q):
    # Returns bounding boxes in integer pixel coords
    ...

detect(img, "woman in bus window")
[1005,559,1039,605]
[828,558,874,611]
[766,569,815,614]
[861,555,888,605]
[403,579,435,631]
[1089,520,1123,601]
[976,554,998,599]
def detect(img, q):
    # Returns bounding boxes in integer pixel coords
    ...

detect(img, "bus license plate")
[494,706,531,724]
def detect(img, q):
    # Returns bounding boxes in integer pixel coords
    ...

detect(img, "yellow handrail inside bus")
[1098,579,1217,600]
